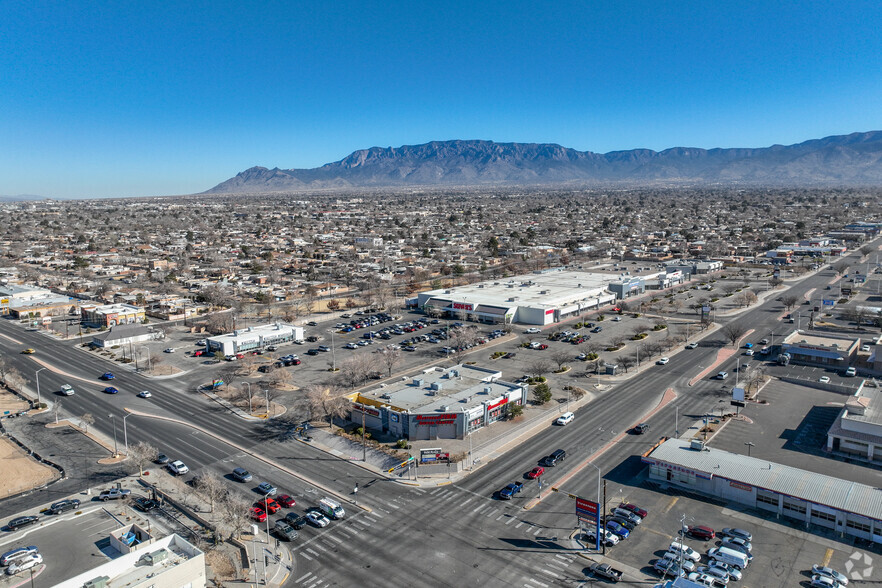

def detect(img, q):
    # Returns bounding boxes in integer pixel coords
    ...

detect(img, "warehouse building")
[206,322,304,356]
[350,364,527,441]
[644,438,882,542]
[416,270,618,326]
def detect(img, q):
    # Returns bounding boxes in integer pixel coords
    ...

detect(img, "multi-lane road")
[0,243,875,587]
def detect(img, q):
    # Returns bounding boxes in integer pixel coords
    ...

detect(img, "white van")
[556,412,575,426]
[319,498,345,520]
[668,540,701,562]
[707,546,749,570]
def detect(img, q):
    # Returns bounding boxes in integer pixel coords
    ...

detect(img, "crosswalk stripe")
[296,572,313,583]
[526,577,548,586]
[327,534,343,544]
[306,547,321,556]
[539,568,559,578]
[300,552,313,561]
[505,517,515,525]
[554,554,570,561]
[430,488,443,495]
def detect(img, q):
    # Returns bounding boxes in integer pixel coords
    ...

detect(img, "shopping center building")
[205,322,304,356]
[350,364,527,441]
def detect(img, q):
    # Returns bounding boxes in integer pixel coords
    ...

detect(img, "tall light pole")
[745,441,755,457]
[35,367,47,406]
[139,346,151,373]
[241,382,252,414]
[329,329,337,371]
[587,461,603,554]
[264,389,269,416]
[108,413,118,457]
[122,413,134,455]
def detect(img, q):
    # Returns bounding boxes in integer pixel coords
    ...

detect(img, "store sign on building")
[729,481,752,492]
[452,302,473,311]
[486,397,509,411]
[415,413,457,425]
[353,403,380,417]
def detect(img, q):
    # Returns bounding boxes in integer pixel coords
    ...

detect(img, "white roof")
[647,439,882,521]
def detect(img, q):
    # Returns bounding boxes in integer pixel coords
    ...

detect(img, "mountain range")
[206,131,882,193]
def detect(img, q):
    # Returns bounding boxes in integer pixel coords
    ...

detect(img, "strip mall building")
[349,364,527,441]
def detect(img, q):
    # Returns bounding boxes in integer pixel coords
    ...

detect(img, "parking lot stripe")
[461,498,473,507]
[473,504,487,513]
[430,488,443,495]
[505,517,516,525]
[538,568,559,578]
[525,579,548,587]
[661,496,678,514]
[327,534,344,544]
[822,547,834,567]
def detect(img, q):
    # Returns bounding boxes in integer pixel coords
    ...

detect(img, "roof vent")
[461,396,471,403]
[440,405,450,412]
[380,393,391,399]
[483,385,492,394]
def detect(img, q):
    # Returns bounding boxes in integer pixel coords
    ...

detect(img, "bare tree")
[832,262,850,276]
[449,325,478,364]
[615,355,635,373]
[379,347,402,377]
[549,349,571,371]
[781,295,800,310]
[194,471,228,513]
[306,384,349,429]
[80,412,95,434]
[721,322,748,347]
[527,359,553,378]
[127,440,158,477]
[734,290,758,308]
[217,494,251,540]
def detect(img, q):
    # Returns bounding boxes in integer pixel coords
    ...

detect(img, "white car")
[6,553,42,575]
[612,316,622,321]
[657,357,670,365]
[668,541,701,563]
[717,371,729,380]
[167,460,189,475]
[60,384,75,396]
[686,342,699,349]
[860,344,871,352]
[811,575,842,588]
[705,561,743,581]
[811,565,848,586]
[138,390,152,398]
[164,348,176,353]
[306,511,330,527]
[524,327,541,334]
[818,376,831,384]
[744,349,754,356]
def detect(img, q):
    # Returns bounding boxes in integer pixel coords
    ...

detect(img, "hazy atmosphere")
[3,1,882,197]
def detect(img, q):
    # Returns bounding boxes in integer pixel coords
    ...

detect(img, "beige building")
[827,386,882,464]
[81,302,146,327]
[56,525,205,588]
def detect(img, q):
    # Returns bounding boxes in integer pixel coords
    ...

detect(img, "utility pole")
[361,404,366,462]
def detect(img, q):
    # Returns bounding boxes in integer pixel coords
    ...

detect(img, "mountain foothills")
[207,131,882,193]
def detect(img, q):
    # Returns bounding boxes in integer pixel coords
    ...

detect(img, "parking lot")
[584,474,876,587]
[709,379,881,487]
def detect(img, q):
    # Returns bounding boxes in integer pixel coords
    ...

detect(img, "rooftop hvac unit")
[483,386,492,394]
[440,405,450,412]
[461,396,471,403]
[478,284,484,288]
[413,378,424,386]
[690,439,705,451]
[431,382,442,391]
[540,290,549,295]
[141,549,169,565]
[449,369,459,377]
[83,577,110,588]
[380,393,391,399]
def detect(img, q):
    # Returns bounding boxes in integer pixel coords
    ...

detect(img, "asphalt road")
[0,241,877,587]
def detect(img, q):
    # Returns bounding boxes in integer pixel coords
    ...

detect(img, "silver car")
[6,554,42,575]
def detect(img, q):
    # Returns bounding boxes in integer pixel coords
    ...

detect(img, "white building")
[206,322,304,356]
[354,236,383,247]
[416,270,619,325]
[827,386,882,463]
[56,526,205,588]
[351,364,527,440]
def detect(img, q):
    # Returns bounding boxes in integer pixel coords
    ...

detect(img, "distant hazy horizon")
[3,1,882,198]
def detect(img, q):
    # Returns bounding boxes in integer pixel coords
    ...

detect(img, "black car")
[7,515,39,530]
[285,513,307,529]
[607,515,636,531]
[306,349,320,356]
[633,423,650,435]
[154,453,170,464]
[47,499,80,515]
[541,449,566,467]
[133,497,160,512]
[591,326,603,333]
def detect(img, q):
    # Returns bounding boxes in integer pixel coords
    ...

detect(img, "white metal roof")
[647,439,882,521]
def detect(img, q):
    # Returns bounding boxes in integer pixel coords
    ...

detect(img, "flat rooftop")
[784,332,856,349]
[843,386,882,427]
[360,364,520,413]
[647,438,882,522]
[421,269,618,309]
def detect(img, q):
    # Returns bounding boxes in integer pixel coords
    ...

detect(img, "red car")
[687,525,715,540]
[276,494,296,508]
[619,503,648,518]
[250,507,267,522]
[193,350,205,357]
[526,466,545,479]
[256,498,280,514]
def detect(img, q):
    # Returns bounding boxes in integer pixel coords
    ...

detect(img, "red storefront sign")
[545,309,554,315]
[415,414,457,425]
[486,397,509,411]
[452,302,473,311]
[353,403,381,417]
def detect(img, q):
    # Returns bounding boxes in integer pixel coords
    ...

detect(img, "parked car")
[721,536,752,553]
[611,508,642,525]
[604,520,630,539]
[818,376,831,383]
[686,342,699,349]
[703,561,743,581]
[47,498,80,514]
[6,554,42,575]
[524,327,541,334]
[687,525,716,540]
[163,348,176,353]
[5,515,39,531]
[720,527,753,542]
[133,497,160,512]
[811,565,848,586]
[154,453,169,464]
[0,546,38,567]
[811,575,843,588]
[98,488,131,501]
[618,503,648,518]
[167,460,189,475]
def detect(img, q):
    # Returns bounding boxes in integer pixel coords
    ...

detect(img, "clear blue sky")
[3,1,882,198]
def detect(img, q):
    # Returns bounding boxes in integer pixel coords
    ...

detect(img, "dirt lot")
[0,436,58,498]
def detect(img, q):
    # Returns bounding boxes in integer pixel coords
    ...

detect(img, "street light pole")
[242,382,252,415]
[35,367,47,406]
[745,441,755,457]
[123,413,133,455]
[108,413,118,457]
[330,329,336,371]
[587,461,603,554]
[264,389,269,416]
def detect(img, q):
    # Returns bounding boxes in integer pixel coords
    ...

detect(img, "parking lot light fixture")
[744,441,755,457]
[35,367,47,406]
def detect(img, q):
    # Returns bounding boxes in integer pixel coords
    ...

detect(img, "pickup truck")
[588,562,623,583]
[498,481,524,500]
[98,488,131,501]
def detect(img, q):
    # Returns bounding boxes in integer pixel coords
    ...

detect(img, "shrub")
[532,383,552,405]
[395,439,409,449]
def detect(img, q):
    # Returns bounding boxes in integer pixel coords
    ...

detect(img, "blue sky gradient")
[3,1,882,197]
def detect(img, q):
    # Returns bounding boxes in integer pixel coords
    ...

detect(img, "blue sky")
[3,1,882,198]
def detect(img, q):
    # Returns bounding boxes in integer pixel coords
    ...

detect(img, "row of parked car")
[584,503,649,547]
[1,545,42,575]
[653,526,755,586]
